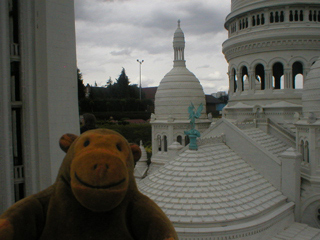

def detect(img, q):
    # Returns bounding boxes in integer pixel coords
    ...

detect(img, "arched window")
[270,12,274,23]
[232,68,237,92]
[255,64,265,90]
[280,11,284,22]
[164,136,168,152]
[305,141,310,163]
[272,62,284,89]
[185,136,190,146]
[157,135,162,152]
[275,12,279,22]
[292,61,303,89]
[300,140,305,161]
[177,135,182,145]
[241,66,248,91]
[300,10,304,21]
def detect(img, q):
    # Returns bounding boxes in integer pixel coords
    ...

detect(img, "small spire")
[178,19,180,28]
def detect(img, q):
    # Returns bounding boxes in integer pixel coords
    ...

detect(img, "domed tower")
[296,57,320,228]
[223,0,320,123]
[150,21,210,173]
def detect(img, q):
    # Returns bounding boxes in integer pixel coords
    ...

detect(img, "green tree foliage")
[79,68,152,114]
[116,68,130,98]
[218,95,229,103]
[105,68,140,99]
[97,122,151,147]
[77,68,85,101]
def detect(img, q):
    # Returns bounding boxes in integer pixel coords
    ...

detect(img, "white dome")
[155,67,207,121]
[154,21,207,121]
[302,57,320,118]
[139,142,286,232]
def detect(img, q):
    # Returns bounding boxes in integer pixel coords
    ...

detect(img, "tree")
[77,68,85,101]
[106,77,113,86]
[115,68,130,99]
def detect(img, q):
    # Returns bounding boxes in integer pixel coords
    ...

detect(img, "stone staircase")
[277,122,297,135]
[242,128,290,157]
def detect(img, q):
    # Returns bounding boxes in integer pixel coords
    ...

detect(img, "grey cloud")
[110,48,132,56]
[197,65,210,69]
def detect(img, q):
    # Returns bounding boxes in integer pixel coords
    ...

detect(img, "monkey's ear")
[130,144,141,165]
[59,133,78,153]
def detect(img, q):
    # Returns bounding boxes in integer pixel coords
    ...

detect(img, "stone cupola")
[154,20,207,121]
[150,21,210,174]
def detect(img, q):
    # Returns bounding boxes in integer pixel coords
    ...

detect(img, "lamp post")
[137,59,144,100]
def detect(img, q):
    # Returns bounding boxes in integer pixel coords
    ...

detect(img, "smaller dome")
[154,20,207,121]
[302,57,320,118]
[173,20,185,47]
[155,67,206,120]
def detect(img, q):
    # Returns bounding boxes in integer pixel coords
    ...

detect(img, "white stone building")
[149,20,211,174]
[0,0,79,214]
[139,0,320,239]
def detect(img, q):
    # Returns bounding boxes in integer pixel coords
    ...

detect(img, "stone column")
[305,7,310,24]
[249,70,255,91]
[284,68,292,89]
[168,123,174,147]
[161,135,165,153]
[265,69,273,90]
[0,0,15,213]
[280,148,302,221]
[264,9,270,25]
[237,72,242,93]
[247,13,252,29]
[228,71,234,95]
[308,127,317,176]
[284,6,290,23]
[151,123,157,155]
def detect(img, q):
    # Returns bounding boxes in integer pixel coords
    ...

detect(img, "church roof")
[139,141,287,226]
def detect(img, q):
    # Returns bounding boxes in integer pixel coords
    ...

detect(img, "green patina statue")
[184,103,203,150]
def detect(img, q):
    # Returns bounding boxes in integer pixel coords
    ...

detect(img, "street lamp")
[137,59,144,100]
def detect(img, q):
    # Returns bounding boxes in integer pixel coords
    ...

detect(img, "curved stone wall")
[231,0,259,12]
[223,1,320,107]
[302,57,320,118]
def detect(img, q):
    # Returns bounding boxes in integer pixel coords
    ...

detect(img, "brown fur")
[0,129,177,240]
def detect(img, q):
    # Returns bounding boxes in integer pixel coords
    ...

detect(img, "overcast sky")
[74,0,231,94]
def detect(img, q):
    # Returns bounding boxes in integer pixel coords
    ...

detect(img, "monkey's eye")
[84,140,90,147]
[116,143,122,151]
